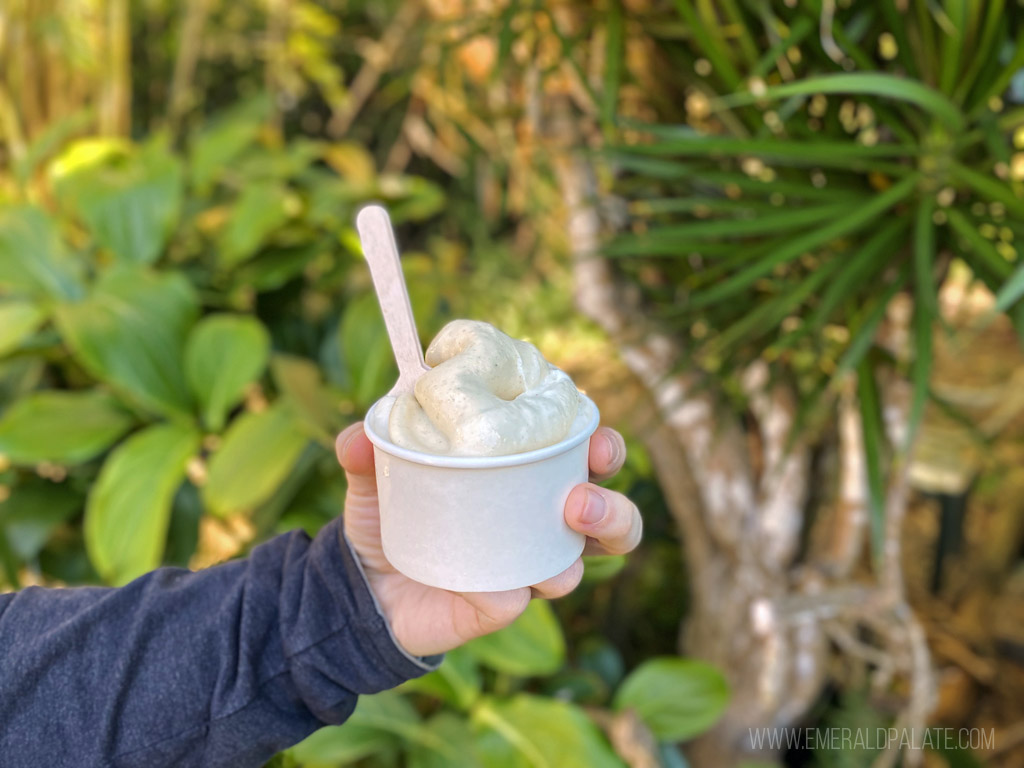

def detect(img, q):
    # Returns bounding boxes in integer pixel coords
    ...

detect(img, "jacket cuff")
[333,520,444,677]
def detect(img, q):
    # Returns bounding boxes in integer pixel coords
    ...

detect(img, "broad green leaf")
[474,694,624,768]
[53,140,183,265]
[1,481,81,560]
[85,422,199,585]
[339,292,398,408]
[582,555,626,582]
[0,205,84,300]
[613,657,730,741]
[202,404,308,517]
[185,315,270,431]
[270,354,344,440]
[287,723,398,768]
[401,646,482,710]
[0,390,134,465]
[409,713,481,768]
[464,600,565,677]
[291,691,449,761]
[716,73,965,133]
[189,96,270,192]
[55,267,198,417]
[0,300,45,356]
[857,360,886,567]
[217,181,292,268]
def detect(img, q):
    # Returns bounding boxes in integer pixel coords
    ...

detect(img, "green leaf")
[474,694,624,768]
[189,96,270,192]
[716,73,965,133]
[582,555,626,582]
[85,422,200,585]
[270,354,344,440]
[690,174,918,308]
[834,263,911,379]
[54,140,183,265]
[990,260,1024,317]
[601,1,624,133]
[0,205,84,300]
[909,200,936,446]
[202,404,308,517]
[613,657,729,741]
[0,300,46,357]
[1,481,81,561]
[951,162,1024,219]
[55,267,198,417]
[857,359,886,568]
[464,600,565,677]
[339,292,398,408]
[287,717,399,767]
[401,646,482,711]
[410,713,482,768]
[185,315,270,431]
[0,389,134,465]
[217,181,292,268]
[292,691,451,762]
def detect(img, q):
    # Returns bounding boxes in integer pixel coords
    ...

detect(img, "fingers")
[453,587,532,640]
[336,422,377,499]
[588,427,626,482]
[565,483,642,556]
[530,558,584,599]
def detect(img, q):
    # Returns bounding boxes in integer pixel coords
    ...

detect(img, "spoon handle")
[356,205,430,395]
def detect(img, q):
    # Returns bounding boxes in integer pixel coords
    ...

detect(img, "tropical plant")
[279,601,728,767]
[561,1,1024,765]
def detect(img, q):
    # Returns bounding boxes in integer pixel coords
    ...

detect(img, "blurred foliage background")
[2,1,1024,767]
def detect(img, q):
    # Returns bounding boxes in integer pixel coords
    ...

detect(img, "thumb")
[336,423,378,500]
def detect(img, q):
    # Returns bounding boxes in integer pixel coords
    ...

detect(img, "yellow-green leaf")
[0,390,134,465]
[202,404,308,517]
[85,422,200,585]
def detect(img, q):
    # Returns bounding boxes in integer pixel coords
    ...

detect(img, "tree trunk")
[556,145,936,768]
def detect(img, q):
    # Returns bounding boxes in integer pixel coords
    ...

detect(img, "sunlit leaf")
[202,404,309,517]
[464,600,565,677]
[613,657,729,741]
[0,300,46,357]
[185,315,270,431]
[0,389,134,465]
[85,423,199,585]
[55,267,198,417]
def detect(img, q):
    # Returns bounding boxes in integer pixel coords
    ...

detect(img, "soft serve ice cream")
[387,320,582,456]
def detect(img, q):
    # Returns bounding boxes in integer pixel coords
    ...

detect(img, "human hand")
[336,422,642,658]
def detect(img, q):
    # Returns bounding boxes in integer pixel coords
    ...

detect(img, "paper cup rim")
[363,393,600,469]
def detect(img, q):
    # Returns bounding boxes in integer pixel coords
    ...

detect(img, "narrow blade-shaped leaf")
[690,174,918,308]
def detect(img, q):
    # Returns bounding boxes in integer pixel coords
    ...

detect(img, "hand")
[336,422,642,658]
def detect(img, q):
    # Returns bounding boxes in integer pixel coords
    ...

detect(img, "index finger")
[589,427,626,482]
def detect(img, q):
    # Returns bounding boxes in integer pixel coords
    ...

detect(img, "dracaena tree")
[561,1,1024,765]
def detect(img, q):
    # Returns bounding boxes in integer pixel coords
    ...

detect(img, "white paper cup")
[362,394,600,592]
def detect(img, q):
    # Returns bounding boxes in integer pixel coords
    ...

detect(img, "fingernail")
[603,433,621,465]
[580,489,607,525]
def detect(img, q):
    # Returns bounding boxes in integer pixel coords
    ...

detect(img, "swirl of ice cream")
[388,320,581,456]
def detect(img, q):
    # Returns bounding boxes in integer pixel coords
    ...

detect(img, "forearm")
[0,517,439,768]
